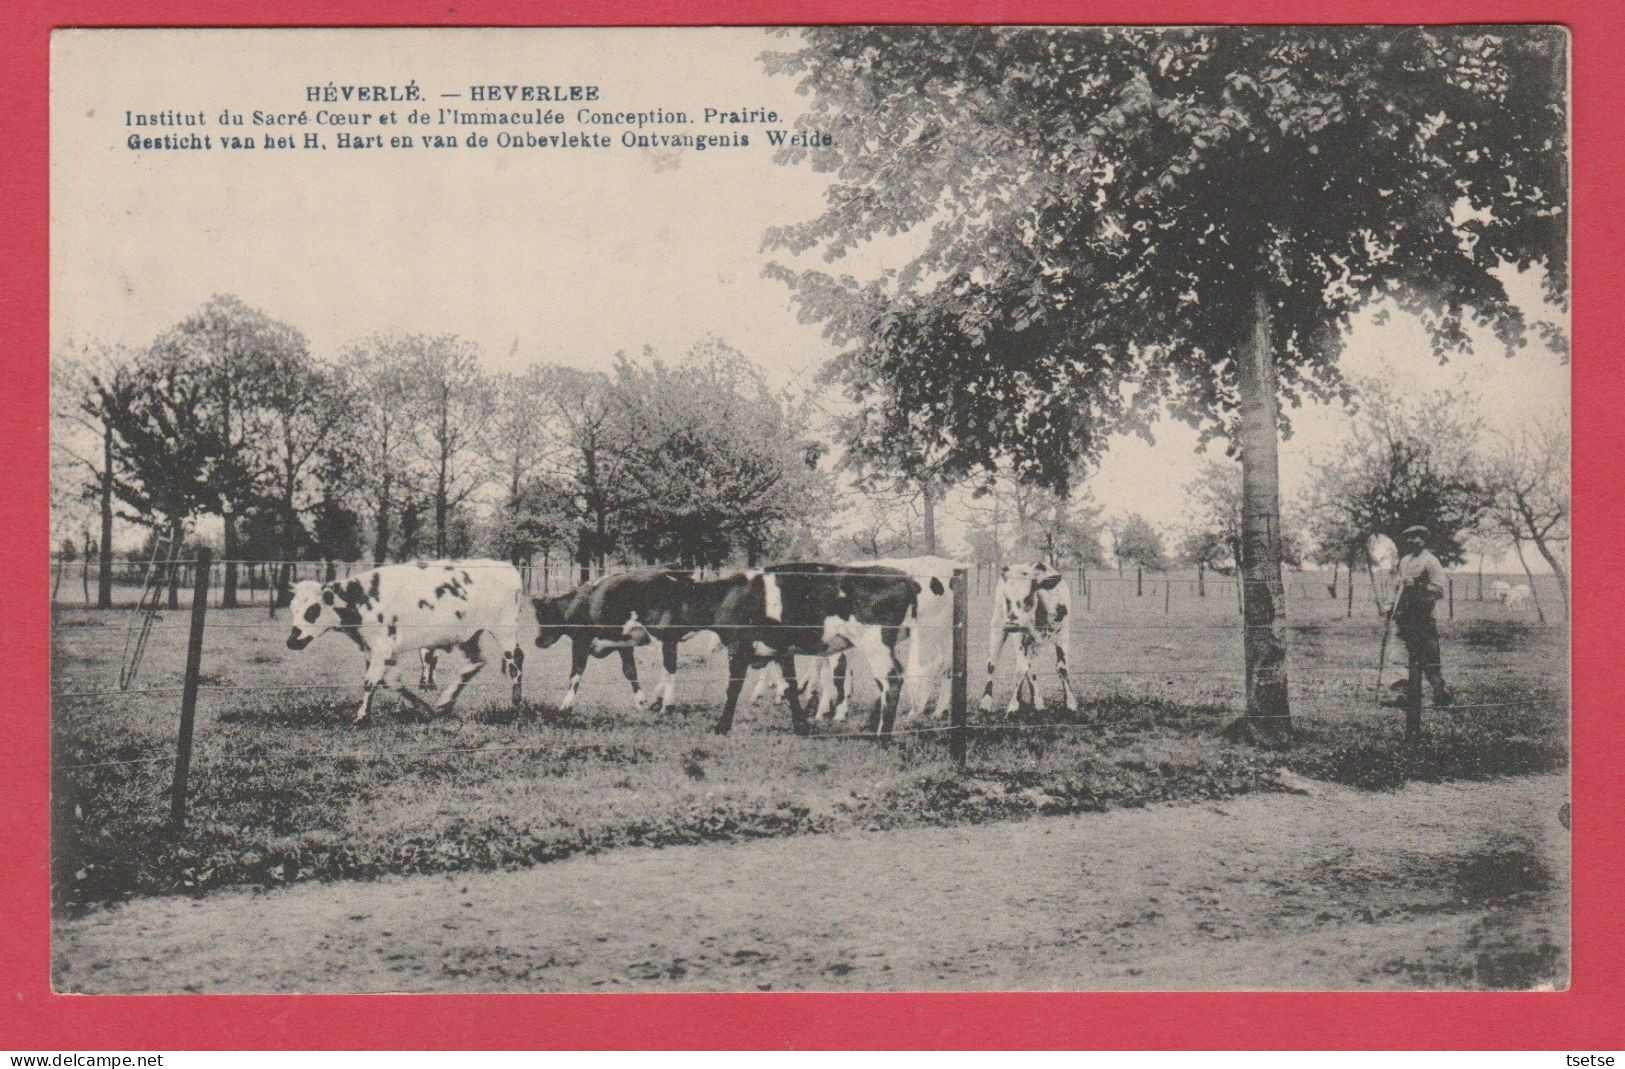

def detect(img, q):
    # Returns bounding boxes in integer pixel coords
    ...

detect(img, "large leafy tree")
[342,336,428,563]
[260,353,355,601]
[151,295,308,606]
[100,349,255,607]
[1304,381,1491,579]
[615,339,830,567]
[763,26,1566,739]
[403,335,494,558]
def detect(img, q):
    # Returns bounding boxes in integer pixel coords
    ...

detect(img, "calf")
[532,570,736,713]
[286,560,524,724]
[712,563,919,736]
[980,561,1078,715]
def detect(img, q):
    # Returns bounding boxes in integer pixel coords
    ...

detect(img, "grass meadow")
[51,569,1568,909]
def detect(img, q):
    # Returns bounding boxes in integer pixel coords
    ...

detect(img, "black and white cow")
[709,563,920,736]
[286,560,524,724]
[751,555,962,723]
[979,561,1078,715]
[532,570,736,714]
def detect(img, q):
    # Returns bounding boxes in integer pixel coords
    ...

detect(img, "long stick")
[1374,587,1400,704]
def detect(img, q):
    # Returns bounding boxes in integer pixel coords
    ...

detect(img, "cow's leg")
[418,648,439,688]
[979,625,1012,714]
[828,653,851,721]
[618,647,646,711]
[495,615,523,683]
[925,652,952,719]
[558,636,590,712]
[1007,635,1035,715]
[1055,619,1078,714]
[901,634,928,721]
[434,633,487,711]
[749,659,782,707]
[356,644,392,725]
[714,642,753,735]
[858,627,904,734]
[775,653,811,736]
[650,640,679,712]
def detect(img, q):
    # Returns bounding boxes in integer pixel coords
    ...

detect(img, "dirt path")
[53,773,1569,993]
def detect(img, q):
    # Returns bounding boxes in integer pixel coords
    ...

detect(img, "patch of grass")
[51,604,1568,909]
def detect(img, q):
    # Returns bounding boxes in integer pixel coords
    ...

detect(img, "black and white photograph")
[48,25,1570,993]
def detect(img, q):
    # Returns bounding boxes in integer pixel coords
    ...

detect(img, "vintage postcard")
[48,26,1570,996]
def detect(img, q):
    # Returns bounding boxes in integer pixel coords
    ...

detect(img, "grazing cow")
[285,560,524,724]
[710,563,919,736]
[1502,583,1534,610]
[752,555,962,722]
[532,570,739,713]
[980,561,1078,715]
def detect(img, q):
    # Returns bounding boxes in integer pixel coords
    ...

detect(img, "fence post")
[949,567,969,769]
[1404,641,1424,742]
[171,547,212,831]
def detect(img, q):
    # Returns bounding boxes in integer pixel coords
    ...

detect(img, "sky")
[51,28,1570,563]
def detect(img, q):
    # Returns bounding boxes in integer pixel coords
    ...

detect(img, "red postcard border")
[3,0,1620,1051]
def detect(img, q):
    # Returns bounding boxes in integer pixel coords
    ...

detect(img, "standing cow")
[285,560,524,724]
[751,555,962,722]
[980,561,1078,715]
[532,570,739,714]
[710,563,920,736]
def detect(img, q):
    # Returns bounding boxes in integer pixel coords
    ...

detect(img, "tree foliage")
[1482,413,1568,612]
[1303,381,1491,567]
[615,338,831,567]
[1111,513,1168,571]
[764,26,1567,489]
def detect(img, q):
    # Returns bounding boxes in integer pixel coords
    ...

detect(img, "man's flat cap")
[1402,524,1429,537]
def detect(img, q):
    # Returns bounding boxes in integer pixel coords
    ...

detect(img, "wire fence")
[51,555,1569,827]
[51,554,1570,621]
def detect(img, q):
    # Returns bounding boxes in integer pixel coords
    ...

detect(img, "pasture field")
[50,577,1568,912]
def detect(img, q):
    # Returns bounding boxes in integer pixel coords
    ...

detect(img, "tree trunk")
[921,482,938,556]
[97,427,114,608]
[221,509,239,608]
[1512,537,1547,624]
[372,475,393,565]
[1527,529,1570,617]
[577,530,592,585]
[278,496,298,607]
[166,521,183,610]
[1345,552,1356,618]
[1226,291,1292,744]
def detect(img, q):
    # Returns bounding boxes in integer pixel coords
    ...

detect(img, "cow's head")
[531,591,575,649]
[996,562,1067,633]
[286,578,367,650]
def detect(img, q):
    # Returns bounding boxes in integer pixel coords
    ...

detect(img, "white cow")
[750,555,963,722]
[1489,579,1535,609]
[980,561,1077,715]
[286,560,524,724]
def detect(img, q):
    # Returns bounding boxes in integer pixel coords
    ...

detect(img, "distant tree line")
[52,296,832,606]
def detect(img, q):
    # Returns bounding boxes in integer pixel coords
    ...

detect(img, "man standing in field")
[1386,524,1454,709]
